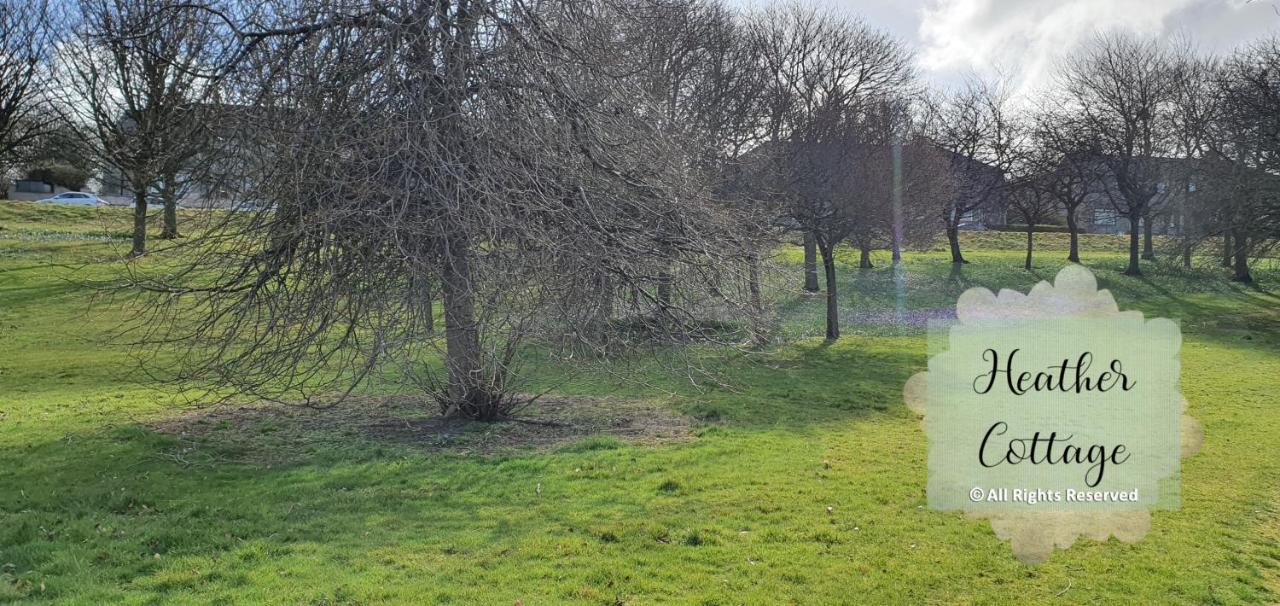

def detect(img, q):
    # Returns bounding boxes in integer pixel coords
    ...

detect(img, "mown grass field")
[1,201,1278,604]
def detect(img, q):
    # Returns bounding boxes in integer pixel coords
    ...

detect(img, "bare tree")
[615,0,774,337]
[924,76,1017,264]
[1201,37,1280,282]
[134,0,762,420]
[1166,50,1221,268]
[783,105,912,340]
[844,141,949,269]
[1028,108,1104,263]
[837,103,950,269]
[747,5,913,340]
[59,0,221,255]
[788,123,949,339]
[0,0,57,193]
[746,5,913,298]
[1059,33,1180,276]
[746,3,823,293]
[785,135,866,340]
[153,104,217,239]
[1007,156,1062,270]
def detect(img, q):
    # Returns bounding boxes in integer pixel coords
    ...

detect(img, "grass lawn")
[1,201,1279,604]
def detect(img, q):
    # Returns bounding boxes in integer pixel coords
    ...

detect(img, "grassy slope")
[1,201,1278,604]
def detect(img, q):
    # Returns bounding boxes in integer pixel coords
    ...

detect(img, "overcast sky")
[737,0,1280,97]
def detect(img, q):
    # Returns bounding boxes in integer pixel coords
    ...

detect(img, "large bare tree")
[746,5,913,296]
[1058,33,1181,276]
[134,0,761,420]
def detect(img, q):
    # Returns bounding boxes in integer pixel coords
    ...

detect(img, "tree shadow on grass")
[0,280,86,306]
[1094,268,1280,351]
[143,394,695,466]
[666,336,925,429]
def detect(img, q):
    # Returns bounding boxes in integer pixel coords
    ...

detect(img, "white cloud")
[917,0,1280,96]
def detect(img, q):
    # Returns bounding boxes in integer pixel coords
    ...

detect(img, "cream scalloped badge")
[904,264,1202,564]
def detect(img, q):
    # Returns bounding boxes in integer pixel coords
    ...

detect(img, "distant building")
[944,150,1008,230]
[6,179,77,202]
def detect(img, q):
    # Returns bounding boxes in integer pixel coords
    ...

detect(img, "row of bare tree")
[0,0,1277,419]
[922,34,1280,283]
[2,0,229,250]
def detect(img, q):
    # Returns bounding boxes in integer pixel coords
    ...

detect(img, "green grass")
[1,200,1279,604]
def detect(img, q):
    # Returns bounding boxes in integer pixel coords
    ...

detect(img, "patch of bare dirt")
[148,395,694,464]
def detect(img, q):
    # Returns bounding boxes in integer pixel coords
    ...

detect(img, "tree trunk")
[424,291,435,333]
[1178,199,1191,269]
[1024,228,1034,270]
[819,241,839,341]
[160,179,179,239]
[858,243,873,269]
[891,142,903,266]
[587,272,612,342]
[946,225,966,264]
[748,254,762,311]
[438,232,492,419]
[1123,214,1142,276]
[748,253,766,346]
[1065,206,1080,263]
[435,4,496,420]
[1221,231,1233,267]
[1231,229,1252,283]
[1141,213,1155,260]
[129,188,148,257]
[803,232,819,292]
[656,269,672,310]
[413,272,434,333]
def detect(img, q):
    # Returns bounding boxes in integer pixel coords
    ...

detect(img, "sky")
[738,0,1280,97]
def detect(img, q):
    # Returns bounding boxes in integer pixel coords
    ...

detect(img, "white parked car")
[38,192,106,207]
